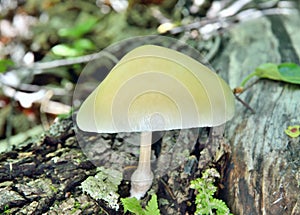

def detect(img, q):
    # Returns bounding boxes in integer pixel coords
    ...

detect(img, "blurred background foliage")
[0,0,298,151]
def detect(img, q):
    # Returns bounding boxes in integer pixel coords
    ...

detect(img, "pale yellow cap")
[76,45,235,133]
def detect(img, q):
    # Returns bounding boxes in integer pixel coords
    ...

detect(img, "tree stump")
[212,12,300,215]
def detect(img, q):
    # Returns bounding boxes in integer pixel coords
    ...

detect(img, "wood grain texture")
[212,12,300,215]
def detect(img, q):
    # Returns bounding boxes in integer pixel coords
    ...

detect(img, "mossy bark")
[212,13,300,215]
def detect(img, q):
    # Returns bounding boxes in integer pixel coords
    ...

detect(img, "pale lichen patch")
[81,166,122,211]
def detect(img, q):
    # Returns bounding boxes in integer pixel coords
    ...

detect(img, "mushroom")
[76,45,235,199]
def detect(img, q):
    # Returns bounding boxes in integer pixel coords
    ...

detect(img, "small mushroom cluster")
[76,45,235,199]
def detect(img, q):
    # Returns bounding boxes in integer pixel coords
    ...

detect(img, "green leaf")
[254,63,282,81]
[52,39,95,57]
[239,62,300,88]
[73,38,95,51]
[121,197,145,215]
[58,15,98,38]
[121,194,160,215]
[145,194,160,215]
[278,62,300,84]
[0,59,14,73]
[52,44,83,57]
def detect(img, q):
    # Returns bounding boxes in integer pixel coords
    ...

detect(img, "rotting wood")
[212,12,300,215]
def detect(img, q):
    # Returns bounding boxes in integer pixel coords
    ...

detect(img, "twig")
[159,178,176,200]
[0,51,119,88]
[234,94,256,114]
[28,51,119,71]
[167,4,296,35]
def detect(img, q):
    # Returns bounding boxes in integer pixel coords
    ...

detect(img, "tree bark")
[212,12,300,215]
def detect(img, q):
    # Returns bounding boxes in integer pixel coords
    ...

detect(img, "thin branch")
[29,51,119,71]
[0,51,119,92]
[234,94,256,114]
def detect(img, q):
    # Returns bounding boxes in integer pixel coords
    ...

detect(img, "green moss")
[3,205,11,215]
[50,185,58,193]
[190,168,233,215]
[70,201,81,214]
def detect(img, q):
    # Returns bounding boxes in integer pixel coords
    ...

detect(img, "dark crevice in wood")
[267,15,300,64]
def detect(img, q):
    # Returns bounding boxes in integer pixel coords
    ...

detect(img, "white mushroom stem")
[130,131,154,200]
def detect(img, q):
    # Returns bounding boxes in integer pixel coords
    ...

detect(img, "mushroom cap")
[76,45,235,133]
